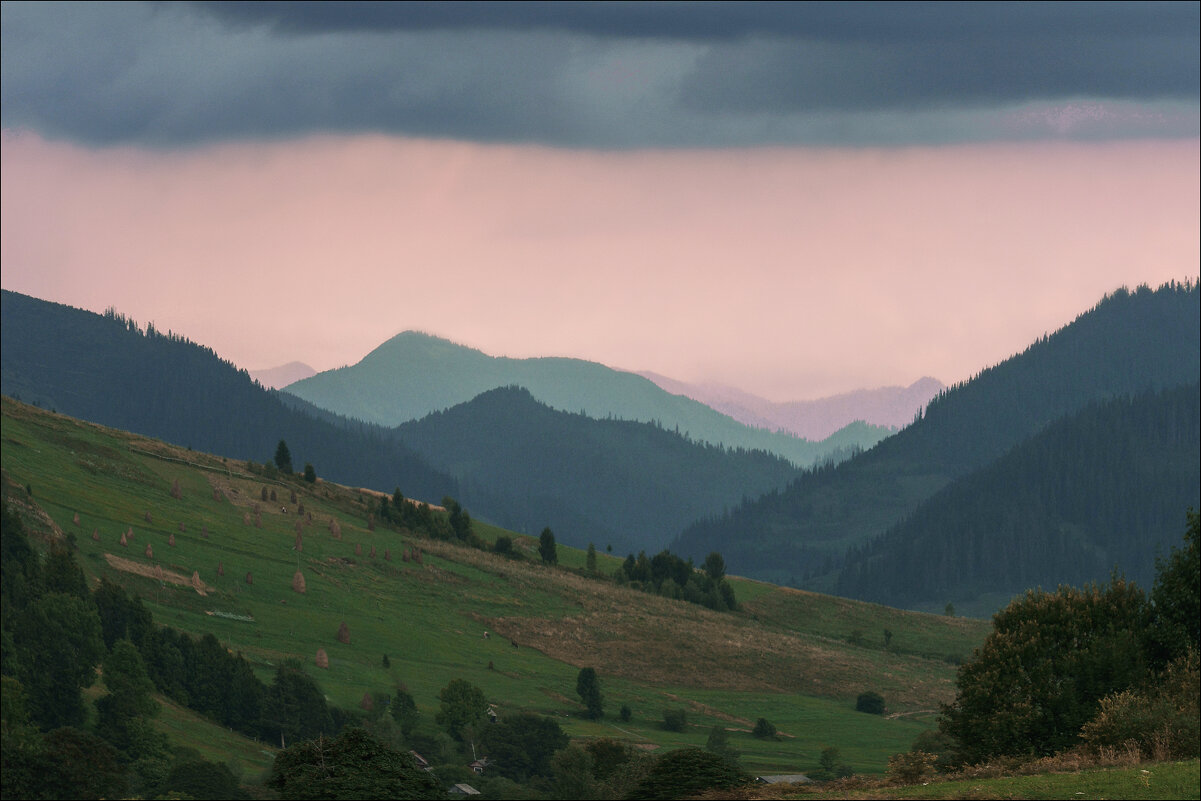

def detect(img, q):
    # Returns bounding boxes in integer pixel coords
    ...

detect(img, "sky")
[2,2,1198,401]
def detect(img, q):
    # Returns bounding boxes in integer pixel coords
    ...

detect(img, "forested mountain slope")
[0,290,456,503]
[283,331,891,467]
[837,383,1201,614]
[394,386,800,554]
[673,282,1200,591]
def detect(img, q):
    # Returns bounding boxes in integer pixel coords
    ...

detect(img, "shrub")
[631,747,747,800]
[856,691,885,714]
[751,717,777,739]
[1080,649,1200,759]
[661,708,687,732]
[620,704,632,722]
[886,751,937,784]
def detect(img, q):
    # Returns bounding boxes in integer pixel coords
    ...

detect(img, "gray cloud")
[2,1,1197,148]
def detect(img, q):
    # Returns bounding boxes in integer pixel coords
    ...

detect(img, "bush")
[856,691,885,714]
[631,747,748,800]
[660,708,687,732]
[620,704,632,722]
[886,751,937,785]
[808,746,853,781]
[751,717,777,739]
[1080,649,1200,760]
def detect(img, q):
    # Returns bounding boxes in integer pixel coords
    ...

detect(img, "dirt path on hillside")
[104,553,210,595]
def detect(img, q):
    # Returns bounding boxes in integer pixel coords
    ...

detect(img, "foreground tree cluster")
[932,510,1200,768]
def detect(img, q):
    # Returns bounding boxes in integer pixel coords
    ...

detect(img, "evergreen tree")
[274,439,293,474]
[539,527,558,566]
[576,667,604,720]
[96,639,161,758]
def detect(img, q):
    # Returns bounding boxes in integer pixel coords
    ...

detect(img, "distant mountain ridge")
[393,385,800,554]
[672,282,1201,604]
[638,373,944,440]
[282,331,892,467]
[249,361,316,389]
[837,383,1200,615]
[0,290,457,504]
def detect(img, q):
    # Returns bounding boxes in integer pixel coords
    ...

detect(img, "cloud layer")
[3,1,1197,148]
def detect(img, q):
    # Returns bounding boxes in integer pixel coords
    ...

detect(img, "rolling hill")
[0,290,457,504]
[392,385,801,554]
[0,395,990,780]
[837,382,1201,615]
[673,281,1201,604]
[281,331,893,467]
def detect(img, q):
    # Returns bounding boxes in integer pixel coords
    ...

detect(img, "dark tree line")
[1,290,458,506]
[675,280,1201,590]
[836,383,1200,610]
[615,548,738,611]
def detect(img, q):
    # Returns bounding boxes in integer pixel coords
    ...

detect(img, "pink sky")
[2,131,1197,401]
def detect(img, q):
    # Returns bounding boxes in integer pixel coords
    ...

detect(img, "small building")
[468,757,490,774]
[409,751,431,772]
[448,783,481,795]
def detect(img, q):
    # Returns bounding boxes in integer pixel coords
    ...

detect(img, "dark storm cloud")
[2,1,1197,148]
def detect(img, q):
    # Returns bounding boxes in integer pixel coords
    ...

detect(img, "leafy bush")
[1080,649,1200,760]
[630,747,748,800]
[886,751,937,784]
[807,746,854,781]
[856,691,885,714]
[751,717,777,739]
[660,708,687,732]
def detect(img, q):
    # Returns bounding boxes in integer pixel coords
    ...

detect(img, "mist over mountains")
[638,372,945,440]
[3,280,1196,615]
[281,331,892,467]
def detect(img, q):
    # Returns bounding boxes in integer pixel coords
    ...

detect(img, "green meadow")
[1,396,990,777]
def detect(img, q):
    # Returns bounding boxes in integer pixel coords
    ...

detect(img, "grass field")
[1,396,990,776]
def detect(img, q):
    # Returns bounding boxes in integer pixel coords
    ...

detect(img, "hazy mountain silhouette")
[249,361,316,389]
[638,372,944,440]
[282,332,892,467]
[673,281,1200,600]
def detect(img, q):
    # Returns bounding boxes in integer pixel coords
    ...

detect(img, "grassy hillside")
[0,396,988,777]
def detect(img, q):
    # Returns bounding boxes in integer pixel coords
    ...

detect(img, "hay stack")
[245,572,253,585]
[367,513,375,532]
[72,512,80,526]
[201,525,209,539]
[168,533,176,547]
[213,488,222,502]
[243,511,251,525]
[337,621,350,644]
[171,479,182,499]
[295,519,303,536]
[270,489,277,502]
[292,570,306,594]
[218,561,224,577]
[178,521,186,532]
[91,528,100,542]
[315,648,329,669]
[261,486,269,502]
[290,490,297,505]
[119,531,128,547]
[145,544,154,559]
[254,511,262,528]
[294,532,303,552]
[126,527,134,541]
[384,548,391,561]
[144,510,152,523]
[191,571,202,592]
[369,545,376,559]
[154,565,164,580]
[359,693,373,711]
[329,517,342,539]
[354,543,362,556]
